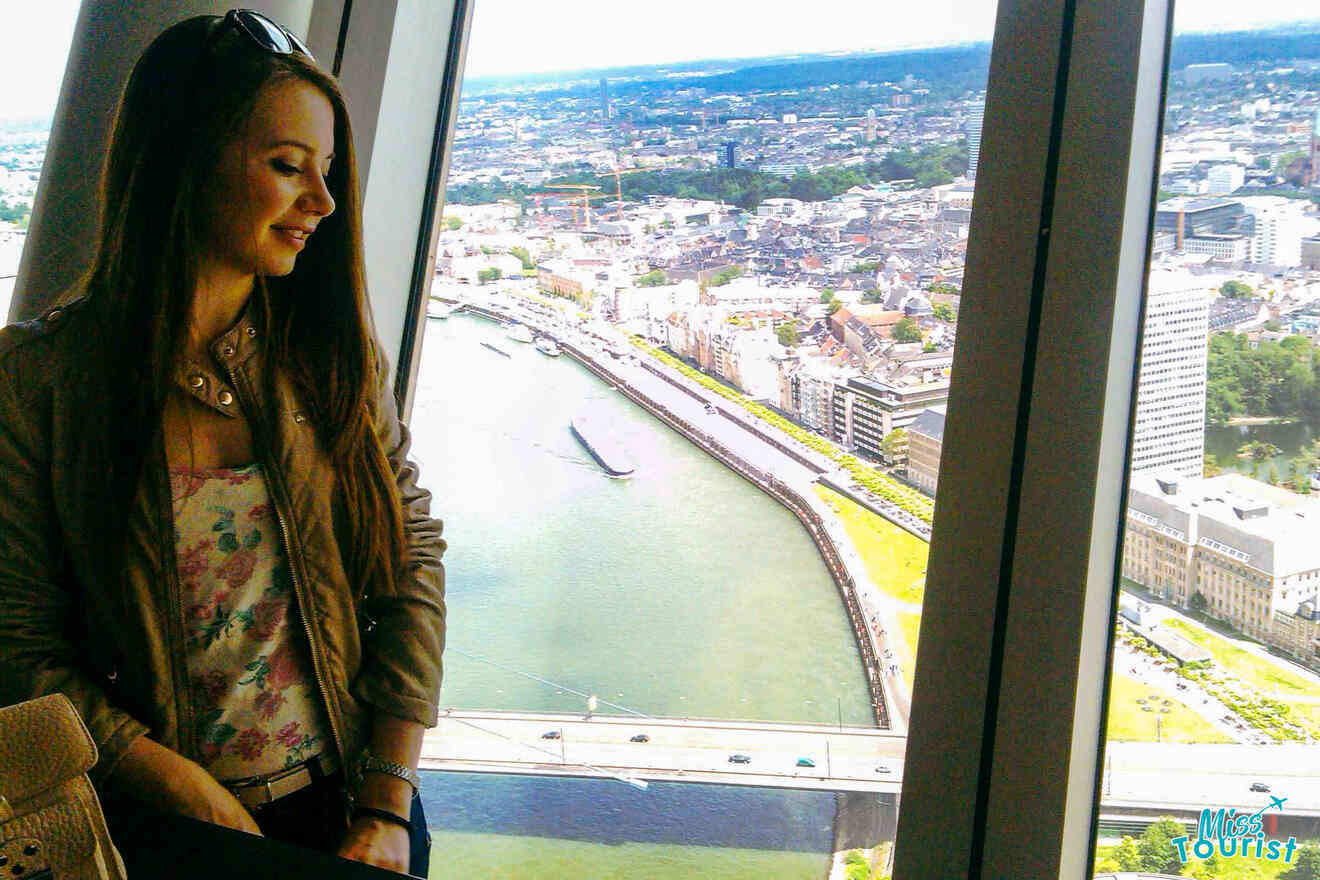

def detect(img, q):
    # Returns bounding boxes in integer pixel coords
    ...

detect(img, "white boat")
[426,300,455,319]
[535,337,562,357]
[506,323,534,343]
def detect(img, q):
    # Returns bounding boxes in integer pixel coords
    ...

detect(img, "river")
[403,312,872,877]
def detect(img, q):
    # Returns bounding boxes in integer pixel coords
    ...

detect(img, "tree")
[880,429,907,461]
[862,288,885,304]
[827,300,842,315]
[1204,453,1221,478]
[477,267,502,284]
[891,318,922,343]
[932,302,955,322]
[708,265,743,287]
[820,288,835,303]
[1220,280,1253,299]
[509,246,534,270]
[637,269,667,287]
[1111,835,1142,871]
[776,320,800,348]
[442,215,463,230]
[1189,591,1207,613]
[851,260,882,274]
[1136,816,1185,875]
[1181,852,1222,879]
[1281,842,1320,880]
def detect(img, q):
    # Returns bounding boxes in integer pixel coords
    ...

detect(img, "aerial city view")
[3,3,1320,878]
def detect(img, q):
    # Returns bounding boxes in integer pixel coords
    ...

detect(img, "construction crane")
[596,158,684,220]
[533,184,607,228]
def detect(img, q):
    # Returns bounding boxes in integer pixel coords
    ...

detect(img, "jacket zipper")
[156,433,201,761]
[225,361,347,768]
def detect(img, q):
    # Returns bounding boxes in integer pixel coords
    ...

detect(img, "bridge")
[420,711,906,793]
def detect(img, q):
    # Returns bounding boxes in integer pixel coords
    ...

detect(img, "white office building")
[966,104,985,178]
[1205,163,1244,194]
[1129,272,1209,479]
[1245,197,1305,267]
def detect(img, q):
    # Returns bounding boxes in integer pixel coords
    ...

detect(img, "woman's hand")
[109,735,263,836]
[337,815,410,873]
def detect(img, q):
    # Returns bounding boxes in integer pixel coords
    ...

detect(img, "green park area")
[813,484,928,680]
[1105,671,1233,744]
[1163,619,1320,698]
[813,485,928,605]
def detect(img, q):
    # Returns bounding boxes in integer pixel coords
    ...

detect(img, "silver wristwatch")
[357,748,421,795]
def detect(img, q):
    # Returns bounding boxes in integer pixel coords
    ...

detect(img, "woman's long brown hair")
[71,16,404,600]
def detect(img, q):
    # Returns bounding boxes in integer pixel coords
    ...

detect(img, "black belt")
[224,752,339,810]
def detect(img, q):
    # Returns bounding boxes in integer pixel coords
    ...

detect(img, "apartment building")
[1123,472,1320,663]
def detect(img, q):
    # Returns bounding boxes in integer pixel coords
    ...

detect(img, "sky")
[0,0,1314,121]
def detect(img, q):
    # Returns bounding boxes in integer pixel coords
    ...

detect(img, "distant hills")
[462,24,1320,101]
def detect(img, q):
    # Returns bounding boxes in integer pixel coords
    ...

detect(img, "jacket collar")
[171,299,263,419]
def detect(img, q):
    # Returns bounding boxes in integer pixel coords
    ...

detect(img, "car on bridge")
[875,764,892,774]
[1251,782,1271,793]
[728,754,751,764]
[795,757,816,768]
[629,734,650,743]
[541,730,561,740]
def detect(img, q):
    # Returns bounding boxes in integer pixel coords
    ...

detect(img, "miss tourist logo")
[1172,796,1298,864]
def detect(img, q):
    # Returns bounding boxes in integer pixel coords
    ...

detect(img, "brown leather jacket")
[0,297,446,786]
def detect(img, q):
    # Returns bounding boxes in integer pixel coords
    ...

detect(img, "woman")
[0,11,445,877]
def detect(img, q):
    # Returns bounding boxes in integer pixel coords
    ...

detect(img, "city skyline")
[3,2,1319,121]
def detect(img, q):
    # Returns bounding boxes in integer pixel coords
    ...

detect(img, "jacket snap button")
[218,391,234,406]
[190,375,204,389]
[222,345,235,357]
[246,326,257,337]
[107,669,119,683]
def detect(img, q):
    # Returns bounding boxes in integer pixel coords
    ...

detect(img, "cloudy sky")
[1,0,1314,121]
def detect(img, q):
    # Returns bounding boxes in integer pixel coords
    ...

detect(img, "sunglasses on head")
[213,8,314,62]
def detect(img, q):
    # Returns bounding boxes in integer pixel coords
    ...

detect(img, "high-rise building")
[866,109,877,143]
[966,105,984,178]
[599,77,610,120]
[1129,272,1209,479]
[1246,198,1305,266]
[721,142,737,169]
[1205,163,1244,194]
[1310,108,1319,188]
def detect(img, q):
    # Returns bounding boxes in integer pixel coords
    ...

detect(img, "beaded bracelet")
[352,806,414,836]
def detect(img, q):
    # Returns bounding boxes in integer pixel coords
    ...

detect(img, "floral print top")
[171,463,332,783]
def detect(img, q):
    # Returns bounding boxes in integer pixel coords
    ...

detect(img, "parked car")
[629,734,650,743]
[541,730,561,740]
[728,754,751,764]
[1251,782,1271,793]
[875,764,892,774]
[795,757,816,768]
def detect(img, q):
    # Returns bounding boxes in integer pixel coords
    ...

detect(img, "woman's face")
[201,78,337,280]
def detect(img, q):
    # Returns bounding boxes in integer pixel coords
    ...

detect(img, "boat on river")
[481,341,511,358]
[427,300,456,319]
[570,414,635,478]
[506,322,534,343]
[535,337,562,357]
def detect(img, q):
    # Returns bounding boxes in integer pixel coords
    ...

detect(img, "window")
[1092,1,1320,876]
[406,0,1003,874]
[0,0,79,320]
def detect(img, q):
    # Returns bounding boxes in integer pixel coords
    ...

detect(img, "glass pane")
[1094,6,1320,878]
[0,1,80,320]
[410,2,999,875]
